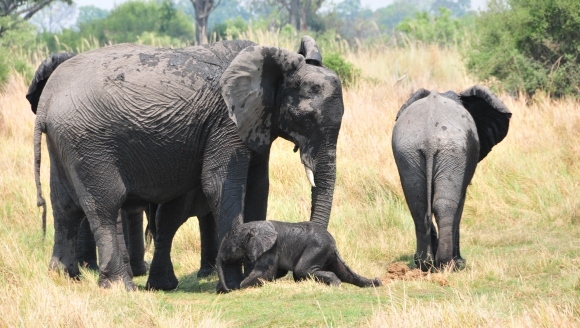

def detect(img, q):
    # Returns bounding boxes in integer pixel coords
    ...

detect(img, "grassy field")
[1,39,579,327]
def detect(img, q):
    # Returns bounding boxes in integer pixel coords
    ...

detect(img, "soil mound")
[383,262,448,286]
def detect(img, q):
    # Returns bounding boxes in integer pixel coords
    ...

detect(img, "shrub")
[466,0,580,98]
[211,17,248,40]
[323,52,360,87]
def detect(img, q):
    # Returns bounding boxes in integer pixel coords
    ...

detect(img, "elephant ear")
[297,35,322,66]
[459,85,512,162]
[245,221,278,262]
[26,52,76,114]
[221,46,304,153]
[395,88,431,120]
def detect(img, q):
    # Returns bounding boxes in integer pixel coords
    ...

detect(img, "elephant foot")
[131,261,149,277]
[434,257,466,271]
[146,271,179,291]
[78,260,99,272]
[197,265,216,278]
[413,253,435,272]
[98,274,137,291]
[49,256,80,279]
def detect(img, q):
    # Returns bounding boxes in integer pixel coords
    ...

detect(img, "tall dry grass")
[1,35,579,327]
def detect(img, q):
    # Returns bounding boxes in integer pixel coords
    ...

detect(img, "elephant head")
[216,221,278,292]
[220,37,344,228]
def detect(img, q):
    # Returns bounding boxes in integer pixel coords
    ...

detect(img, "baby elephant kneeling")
[216,221,382,293]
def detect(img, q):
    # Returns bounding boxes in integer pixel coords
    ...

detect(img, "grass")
[1,36,580,327]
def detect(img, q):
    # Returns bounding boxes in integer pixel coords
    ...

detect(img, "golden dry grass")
[1,38,579,327]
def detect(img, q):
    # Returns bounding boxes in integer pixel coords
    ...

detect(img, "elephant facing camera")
[215,221,382,293]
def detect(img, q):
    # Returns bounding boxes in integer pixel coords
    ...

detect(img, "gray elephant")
[216,220,382,292]
[392,86,511,271]
[27,53,148,277]
[31,37,344,290]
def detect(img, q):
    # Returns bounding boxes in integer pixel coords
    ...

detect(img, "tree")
[431,0,470,16]
[467,0,580,97]
[29,1,76,33]
[374,1,417,30]
[0,0,71,37]
[190,0,221,44]
[77,5,109,25]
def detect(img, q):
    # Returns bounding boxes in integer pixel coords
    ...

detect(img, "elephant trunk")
[216,257,231,293]
[309,138,338,229]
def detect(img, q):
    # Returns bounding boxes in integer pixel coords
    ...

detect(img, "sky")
[74,0,490,11]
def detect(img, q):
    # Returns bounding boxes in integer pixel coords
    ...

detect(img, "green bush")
[323,52,360,87]
[467,0,580,98]
[0,19,36,88]
[211,17,248,40]
[395,7,474,46]
[40,0,194,53]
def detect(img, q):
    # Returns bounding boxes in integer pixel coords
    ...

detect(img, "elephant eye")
[301,117,315,131]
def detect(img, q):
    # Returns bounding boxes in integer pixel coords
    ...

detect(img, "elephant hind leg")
[49,175,85,279]
[146,195,189,291]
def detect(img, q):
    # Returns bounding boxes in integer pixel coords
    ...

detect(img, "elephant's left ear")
[246,221,277,262]
[396,88,431,120]
[221,46,303,153]
[459,85,512,162]
[297,35,322,66]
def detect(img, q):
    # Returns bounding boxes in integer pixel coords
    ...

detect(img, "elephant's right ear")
[395,88,431,120]
[459,85,512,162]
[221,46,303,153]
[26,52,76,114]
[246,221,277,262]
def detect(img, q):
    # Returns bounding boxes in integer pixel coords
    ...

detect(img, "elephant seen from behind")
[392,86,511,271]
[216,220,382,292]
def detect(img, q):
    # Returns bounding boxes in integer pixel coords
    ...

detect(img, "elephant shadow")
[133,270,219,293]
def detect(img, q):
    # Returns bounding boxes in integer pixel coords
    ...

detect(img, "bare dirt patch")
[382,262,448,286]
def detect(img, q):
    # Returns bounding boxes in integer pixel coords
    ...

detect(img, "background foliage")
[466,0,580,97]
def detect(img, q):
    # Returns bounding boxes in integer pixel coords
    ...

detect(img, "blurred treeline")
[2,0,580,98]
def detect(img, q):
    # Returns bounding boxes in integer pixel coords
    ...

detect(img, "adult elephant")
[27,53,148,278]
[31,37,344,290]
[392,86,511,271]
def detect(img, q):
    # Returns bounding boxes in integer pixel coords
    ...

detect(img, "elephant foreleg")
[240,254,278,289]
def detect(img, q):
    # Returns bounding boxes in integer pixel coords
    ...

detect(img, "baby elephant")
[216,221,382,292]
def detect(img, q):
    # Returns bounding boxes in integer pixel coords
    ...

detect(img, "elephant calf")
[216,221,382,292]
[392,86,511,271]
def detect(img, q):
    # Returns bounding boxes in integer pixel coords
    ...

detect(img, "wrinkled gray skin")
[77,212,148,276]
[27,53,148,278]
[216,221,382,292]
[32,38,344,290]
[392,86,511,271]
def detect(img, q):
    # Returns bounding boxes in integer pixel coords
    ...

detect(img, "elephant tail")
[215,257,231,293]
[34,118,47,240]
[425,151,434,240]
[28,53,75,240]
[331,249,382,288]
